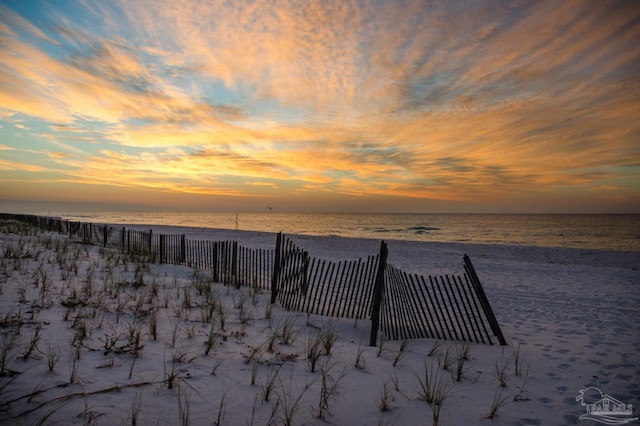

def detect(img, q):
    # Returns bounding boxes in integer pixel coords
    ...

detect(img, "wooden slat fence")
[1,214,506,345]
[381,264,498,344]
[160,238,273,290]
[125,229,155,258]
[272,235,505,345]
[0,214,274,291]
[182,240,273,290]
[273,235,380,319]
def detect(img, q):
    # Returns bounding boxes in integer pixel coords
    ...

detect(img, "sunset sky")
[1,0,639,213]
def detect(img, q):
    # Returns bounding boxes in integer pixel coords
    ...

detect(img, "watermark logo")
[576,387,638,425]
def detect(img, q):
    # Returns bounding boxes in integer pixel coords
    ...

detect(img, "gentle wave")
[407,225,441,233]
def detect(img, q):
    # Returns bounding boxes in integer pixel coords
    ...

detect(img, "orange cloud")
[0,0,638,211]
[0,159,47,172]
[47,152,71,159]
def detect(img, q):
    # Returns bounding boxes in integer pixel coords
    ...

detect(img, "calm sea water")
[39,212,640,252]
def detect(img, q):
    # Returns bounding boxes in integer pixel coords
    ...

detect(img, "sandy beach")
[3,1,639,424]
[1,221,638,425]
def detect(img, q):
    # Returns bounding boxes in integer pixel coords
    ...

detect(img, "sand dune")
[0,222,638,425]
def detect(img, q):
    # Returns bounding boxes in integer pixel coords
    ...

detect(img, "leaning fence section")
[382,265,497,344]
[273,234,380,319]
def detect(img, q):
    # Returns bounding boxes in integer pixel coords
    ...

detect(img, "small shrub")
[441,344,455,371]
[215,383,228,426]
[274,371,313,426]
[512,342,529,377]
[485,387,511,419]
[262,364,282,402]
[306,332,323,373]
[354,342,366,370]
[416,361,453,406]
[428,340,443,357]
[46,342,58,372]
[280,315,299,345]
[21,323,42,360]
[148,309,158,341]
[321,322,338,356]
[392,339,410,367]
[377,382,394,412]
[454,343,471,382]
[494,349,511,387]
[377,336,386,358]
[316,361,346,419]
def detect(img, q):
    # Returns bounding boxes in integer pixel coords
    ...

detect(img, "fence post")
[369,241,388,346]
[180,235,186,265]
[231,241,238,285]
[212,242,219,282]
[463,254,507,345]
[159,234,165,264]
[148,229,153,254]
[302,252,309,295]
[270,232,283,304]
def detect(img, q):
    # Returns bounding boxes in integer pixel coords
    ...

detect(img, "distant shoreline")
[67,220,640,272]
[2,210,639,252]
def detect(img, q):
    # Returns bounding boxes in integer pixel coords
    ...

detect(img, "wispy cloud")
[0,0,638,211]
[0,159,47,172]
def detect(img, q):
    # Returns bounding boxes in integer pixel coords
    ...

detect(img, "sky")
[0,0,639,214]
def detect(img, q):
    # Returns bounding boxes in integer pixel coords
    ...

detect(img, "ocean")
[29,211,640,252]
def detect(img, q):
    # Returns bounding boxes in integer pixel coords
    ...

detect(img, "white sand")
[0,224,638,425]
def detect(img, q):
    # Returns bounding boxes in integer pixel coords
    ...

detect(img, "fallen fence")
[0,213,506,345]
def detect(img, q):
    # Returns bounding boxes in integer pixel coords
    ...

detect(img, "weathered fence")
[0,214,273,290]
[271,233,380,319]
[0,213,506,345]
[270,233,506,346]
[381,263,502,344]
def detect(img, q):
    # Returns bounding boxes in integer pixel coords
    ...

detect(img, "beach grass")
[0,220,638,425]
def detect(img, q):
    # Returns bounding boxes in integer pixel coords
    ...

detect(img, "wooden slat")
[408,273,437,339]
[453,275,484,344]
[463,273,494,344]
[442,275,468,341]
